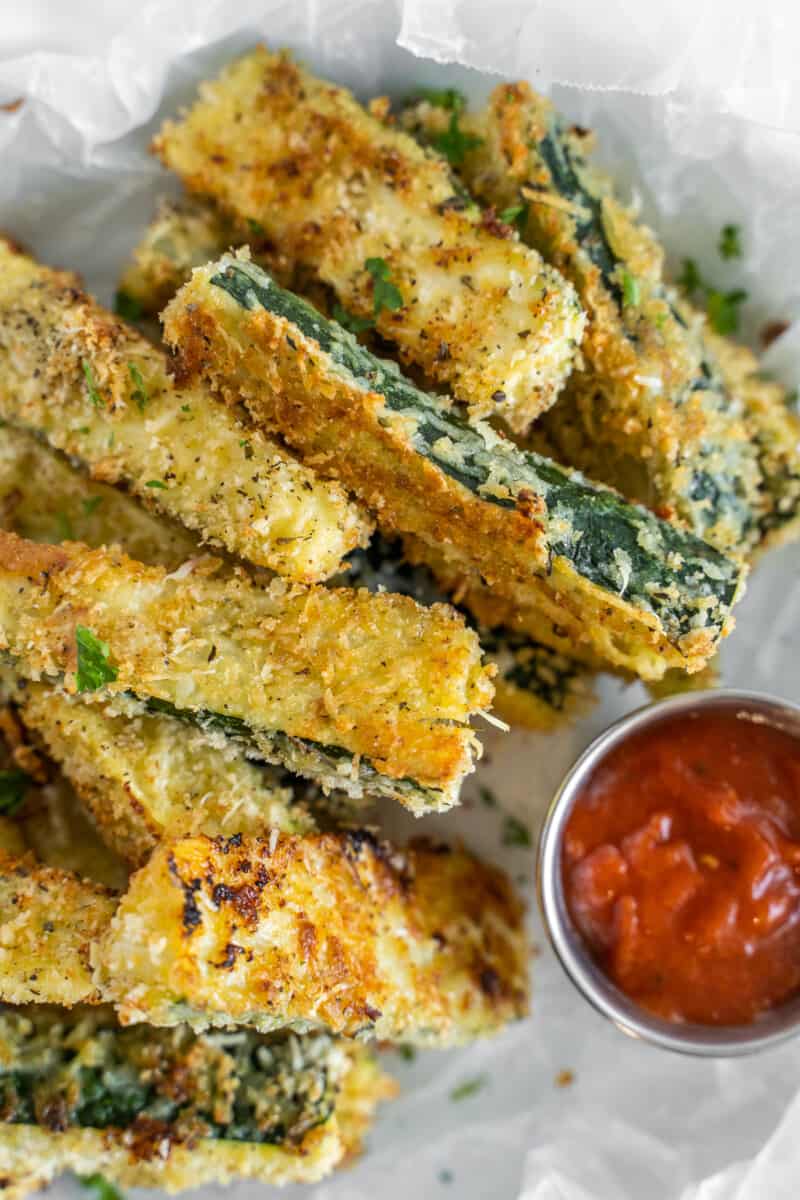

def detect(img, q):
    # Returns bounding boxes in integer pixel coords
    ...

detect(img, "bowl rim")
[537,687,800,1057]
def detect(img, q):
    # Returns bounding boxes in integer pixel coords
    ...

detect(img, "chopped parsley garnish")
[128,363,149,411]
[705,288,748,336]
[787,389,799,414]
[430,112,483,167]
[718,223,742,260]
[239,439,254,459]
[413,87,465,114]
[332,302,374,334]
[499,203,528,233]
[438,1169,454,1185]
[145,479,167,489]
[75,626,118,693]
[365,258,404,317]
[113,290,143,322]
[246,217,266,237]
[502,815,532,848]
[81,496,103,516]
[678,258,702,294]
[55,510,74,541]
[621,270,641,308]
[81,359,103,408]
[397,1044,416,1062]
[450,1075,487,1101]
[0,768,31,816]
[677,256,748,335]
[180,404,192,413]
[79,1175,125,1200]
[479,785,497,808]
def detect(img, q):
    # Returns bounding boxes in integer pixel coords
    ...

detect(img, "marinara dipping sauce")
[562,709,800,1026]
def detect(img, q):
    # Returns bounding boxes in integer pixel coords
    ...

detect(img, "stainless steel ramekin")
[537,689,800,1056]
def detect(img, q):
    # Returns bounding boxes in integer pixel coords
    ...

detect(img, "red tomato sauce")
[562,710,800,1025]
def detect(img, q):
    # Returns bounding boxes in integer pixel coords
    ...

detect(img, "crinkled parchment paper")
[1,3,799,1197]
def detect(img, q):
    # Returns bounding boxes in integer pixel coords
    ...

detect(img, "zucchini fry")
[7,677,315,867]
[0,423,197,567]
[99,831,529,1045]
[0,239,371,582]
[402,87,763,555]
[0,533,493,813]
[343,537,594,731]
[704,328,800,550]
[0,1006,392,1195]
[0,856,114,1007]
[153,47,585,431]
[163,255,746,680]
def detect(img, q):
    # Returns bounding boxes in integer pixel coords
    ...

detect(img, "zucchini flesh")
[402,90,763,554]
[164,254,745,679]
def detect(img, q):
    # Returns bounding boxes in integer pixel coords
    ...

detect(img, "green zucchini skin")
[211,260,742,645]
[141,696,442,810]
[340,537,590,720]
[0,1006,339,1146]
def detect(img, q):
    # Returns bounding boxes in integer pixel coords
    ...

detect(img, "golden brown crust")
[153,46,584,430]
[0,532,492,801]
[99,832,529,1045]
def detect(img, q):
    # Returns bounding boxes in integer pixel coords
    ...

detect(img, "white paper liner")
[0,4,799,1198]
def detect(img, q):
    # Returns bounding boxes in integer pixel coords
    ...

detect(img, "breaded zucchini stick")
[99,831,529,1044]
[0,533,492,812]
[153,47,585,431]
[0,239,371,582]
[704,328,800,550]
[402,87,763,555]
[0,423,198,567]
[342,538,594,731]
[163,255,746,680]
[0,1006,392,1195]
[0,855,115,1007]
[6,677,316,867]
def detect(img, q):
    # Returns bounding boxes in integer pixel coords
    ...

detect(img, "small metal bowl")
[537,689,800,1057]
